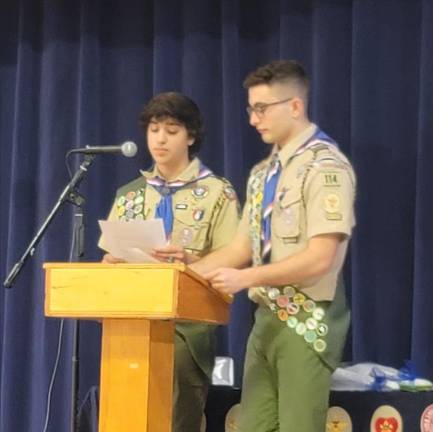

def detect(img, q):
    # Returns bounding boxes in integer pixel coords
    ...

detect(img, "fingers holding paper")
[102,253,126,264]
[151,244,199,265]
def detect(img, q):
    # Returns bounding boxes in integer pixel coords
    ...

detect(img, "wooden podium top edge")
[42,262,233,304]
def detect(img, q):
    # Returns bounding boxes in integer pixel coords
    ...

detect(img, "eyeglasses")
[246,97,293,118]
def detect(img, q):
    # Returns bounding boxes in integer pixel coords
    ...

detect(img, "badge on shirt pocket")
[274,192,301,244]
[173,211,209,251]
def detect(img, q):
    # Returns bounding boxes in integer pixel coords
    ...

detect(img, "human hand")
[151,244,197,264]
[101,253,126,264]
[204,268,248,295]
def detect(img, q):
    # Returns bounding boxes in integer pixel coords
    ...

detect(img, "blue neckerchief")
[147,163,212,238]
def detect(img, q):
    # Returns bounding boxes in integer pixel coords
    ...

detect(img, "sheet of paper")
[98,218,167,263]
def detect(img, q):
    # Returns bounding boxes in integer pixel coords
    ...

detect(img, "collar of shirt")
[274,123,318,168]
[140,157,201,183]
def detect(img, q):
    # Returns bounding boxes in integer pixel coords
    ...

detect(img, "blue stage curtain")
[1,0,433,430]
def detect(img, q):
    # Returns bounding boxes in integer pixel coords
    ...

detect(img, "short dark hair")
[243,60,309,100]
[139,92,204,157]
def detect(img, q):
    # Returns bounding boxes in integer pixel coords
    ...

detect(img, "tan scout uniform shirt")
[238,124,356,303]
[99,158,240,379]
[100,157,240,256]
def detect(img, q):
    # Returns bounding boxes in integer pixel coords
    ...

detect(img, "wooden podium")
[43,262,231,432]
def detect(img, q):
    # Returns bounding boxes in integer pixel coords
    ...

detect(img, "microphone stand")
[3,154,96,432]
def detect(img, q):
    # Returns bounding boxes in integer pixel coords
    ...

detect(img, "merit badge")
[180,228,194,246]
[224,186,237,201]
[134,204,143,214]
[326,406,353,432]
[117,205,126,217]
[287,316,298,328]
[295,322,307,336]
[192,185,209,199]
[316,323,329,337]
[125,200,134,210]
[277,309,289,322]
[304,330,318,344]
[293,293,306,305]
[193,209,205,221]
[117,196,126,206]
[324,193,341,213]
[276,295,289,308]
[126,191,136,201]
[125,210,134,219]
[287,303,300,315]
[268,288,280,301]
[313,339,327,353]
[370,405,402,432]
[283,286,296,298]
[313,307,325,321]
[303,299,316,313]
[306,317,318,330]
[134,213,144,220]
[134,195,144,205]
[420,404,433,432]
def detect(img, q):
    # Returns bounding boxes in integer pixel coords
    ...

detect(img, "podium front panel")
[45,265,178,318]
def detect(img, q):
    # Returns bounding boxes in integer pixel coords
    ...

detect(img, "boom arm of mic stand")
[3,154,95,288]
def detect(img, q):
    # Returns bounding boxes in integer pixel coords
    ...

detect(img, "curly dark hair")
[243,60,309,100]
[139,92,204,158]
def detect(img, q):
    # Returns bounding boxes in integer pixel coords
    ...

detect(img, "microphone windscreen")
[121,141,138,157]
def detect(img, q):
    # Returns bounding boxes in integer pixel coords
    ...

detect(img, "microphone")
[69,141,138,157]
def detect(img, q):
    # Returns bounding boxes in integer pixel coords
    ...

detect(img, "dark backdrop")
[1,1,433,430]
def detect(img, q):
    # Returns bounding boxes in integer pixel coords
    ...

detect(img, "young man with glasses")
[192,60,356,431]
[100,92,240,431]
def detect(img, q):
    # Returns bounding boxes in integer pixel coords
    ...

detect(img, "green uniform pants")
[239,306,333,432]
[172,326,213,432]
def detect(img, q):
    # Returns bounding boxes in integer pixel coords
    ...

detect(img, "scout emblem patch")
[324,193,341,212]
[326,406,353,432]
[193,208,205,221]
[192,185,209,199]
[370,405,402,432]
[223,186,237,201]
[420,404,433,432]
[324,193,343,220]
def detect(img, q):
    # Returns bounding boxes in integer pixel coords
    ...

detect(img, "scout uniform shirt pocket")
[172,209,210,253]
[273,189,302,244]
